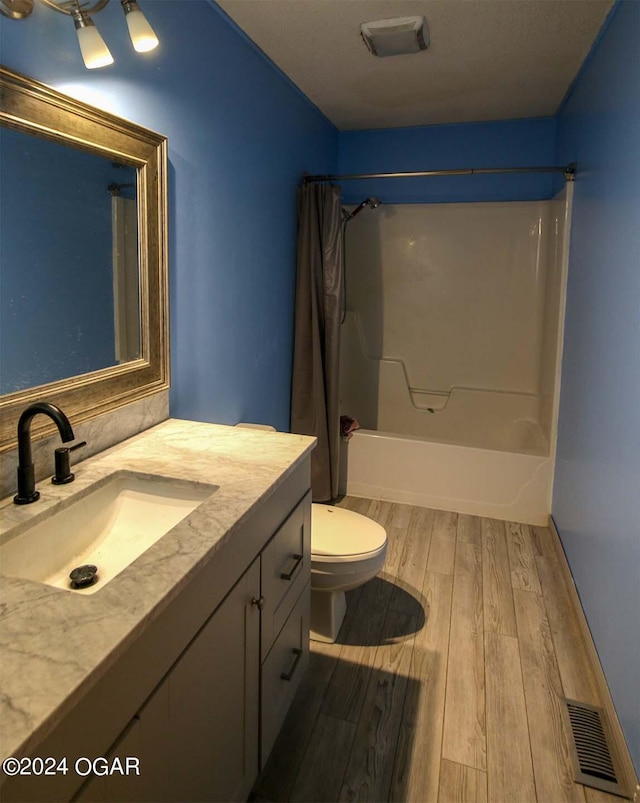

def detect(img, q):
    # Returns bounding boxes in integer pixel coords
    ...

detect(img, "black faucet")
[14,402,75,505]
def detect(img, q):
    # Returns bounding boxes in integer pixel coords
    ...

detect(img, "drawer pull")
[280,554,303,581]
[251,596,265,611]
[280,648,303,682]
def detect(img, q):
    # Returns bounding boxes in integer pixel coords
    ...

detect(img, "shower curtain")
[290,183,343,502]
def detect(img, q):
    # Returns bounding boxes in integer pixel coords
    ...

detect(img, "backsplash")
[0,391,169,499]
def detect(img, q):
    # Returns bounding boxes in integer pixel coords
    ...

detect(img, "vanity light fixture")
[72,7,114,69]
[121,0,158,52]
[0,0,159,69]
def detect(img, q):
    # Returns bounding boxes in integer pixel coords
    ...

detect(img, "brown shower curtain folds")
[291,183,343,502]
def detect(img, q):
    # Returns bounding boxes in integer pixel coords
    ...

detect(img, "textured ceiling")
[217,0,614,130]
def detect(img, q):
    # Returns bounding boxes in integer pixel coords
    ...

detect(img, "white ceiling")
[217,0,614,130]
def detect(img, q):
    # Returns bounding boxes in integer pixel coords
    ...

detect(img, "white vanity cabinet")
[2,462,312,803]
[74,491,312,803]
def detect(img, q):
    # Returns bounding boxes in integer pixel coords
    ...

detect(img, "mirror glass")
[0,128,140,394]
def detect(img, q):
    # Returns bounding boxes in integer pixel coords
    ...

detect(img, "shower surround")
[340,190,572,525]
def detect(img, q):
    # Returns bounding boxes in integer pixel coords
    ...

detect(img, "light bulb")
[122,0,159,53]
[73,11,114,69]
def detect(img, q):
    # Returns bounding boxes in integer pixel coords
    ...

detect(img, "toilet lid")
[311,505,387,562]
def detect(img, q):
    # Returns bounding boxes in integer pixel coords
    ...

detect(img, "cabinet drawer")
[260,581,310,768]
[261,491,311,660]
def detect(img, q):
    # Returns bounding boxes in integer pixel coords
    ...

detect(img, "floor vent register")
[562,698,628,798]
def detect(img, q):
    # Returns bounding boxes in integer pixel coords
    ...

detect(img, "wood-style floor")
[252,498,628,803]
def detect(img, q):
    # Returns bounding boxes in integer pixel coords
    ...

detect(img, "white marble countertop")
[0,419,315,763]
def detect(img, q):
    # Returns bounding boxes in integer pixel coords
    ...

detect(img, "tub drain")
[69,564,98,589]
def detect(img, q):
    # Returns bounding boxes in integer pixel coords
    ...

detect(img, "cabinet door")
[76,559,261,803]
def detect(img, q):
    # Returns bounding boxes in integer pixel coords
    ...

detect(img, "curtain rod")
[303,163,576,183]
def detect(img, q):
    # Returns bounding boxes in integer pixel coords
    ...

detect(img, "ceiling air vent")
[360,16,429,58]
[561,699,628,798]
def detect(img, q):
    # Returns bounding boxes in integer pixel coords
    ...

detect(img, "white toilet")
[310,504,387,643]
[234,424,388,643]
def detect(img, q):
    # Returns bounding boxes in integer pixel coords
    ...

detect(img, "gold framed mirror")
[0,66,169,452]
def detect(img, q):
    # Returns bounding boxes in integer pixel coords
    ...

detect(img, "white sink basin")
[0,472,217,594]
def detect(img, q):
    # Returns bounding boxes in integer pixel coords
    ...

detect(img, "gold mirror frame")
[0,66,169,452]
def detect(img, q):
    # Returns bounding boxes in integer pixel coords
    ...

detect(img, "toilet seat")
[311,505,387,563]
[311,505,387,561]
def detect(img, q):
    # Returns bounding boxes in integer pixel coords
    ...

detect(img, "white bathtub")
[342,429,552,526]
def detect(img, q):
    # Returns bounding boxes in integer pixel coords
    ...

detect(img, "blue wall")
[338,117,558,204]
[0,0,337,430]
[553,0,640,771]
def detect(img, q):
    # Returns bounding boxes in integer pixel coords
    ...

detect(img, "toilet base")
[310,589,347,643]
